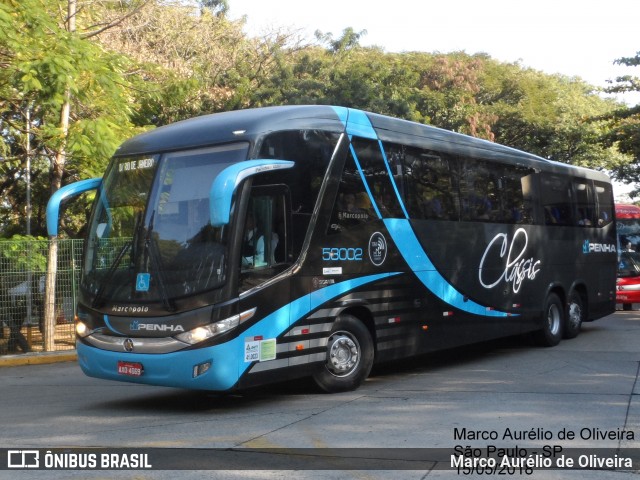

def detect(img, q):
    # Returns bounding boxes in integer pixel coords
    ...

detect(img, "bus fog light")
[193,361,212,378]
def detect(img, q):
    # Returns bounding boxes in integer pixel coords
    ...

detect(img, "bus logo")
[583,240,616,254]
[7,450,39,468]
[479,228,541,293]
[130,321,184,332]
[369,232,387,266]
[123,338,135,352]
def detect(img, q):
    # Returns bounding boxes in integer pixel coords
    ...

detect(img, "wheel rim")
[326,330,360,378]
[568,301,582,329]
[547,303,561,336]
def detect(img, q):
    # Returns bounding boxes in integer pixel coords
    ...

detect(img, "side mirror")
[209,160,294,227]
[46,178,102,237]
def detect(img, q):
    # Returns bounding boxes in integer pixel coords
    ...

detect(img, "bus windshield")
[618,251,640,278]
[618,217,640,252]
[82,143,249,307]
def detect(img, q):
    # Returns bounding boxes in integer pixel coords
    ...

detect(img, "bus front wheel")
[312,315,374,393]
[534,293,564,347]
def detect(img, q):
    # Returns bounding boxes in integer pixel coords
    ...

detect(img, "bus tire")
[534,293,564,347]
[312,315,374,393]
[623,303,633,311]
[564,291,584,339]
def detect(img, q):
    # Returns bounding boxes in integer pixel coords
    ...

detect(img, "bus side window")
[573,180,596,227]
[385,143,459,222]
[328,150,375,234]
[240,187,290,287]
[595,181,614,227]
[499,165,536,225]
[541,174,573,226]
[458,158,499,222]
[257,129,339,258]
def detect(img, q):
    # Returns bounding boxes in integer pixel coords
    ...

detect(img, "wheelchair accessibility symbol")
[136,273,150,292]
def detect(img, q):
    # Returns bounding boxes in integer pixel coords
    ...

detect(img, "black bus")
[47,106,617,393]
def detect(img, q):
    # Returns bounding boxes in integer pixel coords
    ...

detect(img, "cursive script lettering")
[479,228,541,293]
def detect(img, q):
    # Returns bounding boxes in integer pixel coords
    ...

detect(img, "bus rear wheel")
[534,292,564,347]
[564,291,584,339]
[313,315,374,393]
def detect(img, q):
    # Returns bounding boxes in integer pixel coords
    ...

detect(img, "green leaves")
[1,0,635,238]
[0,235,48,273]
[0,0,139,237]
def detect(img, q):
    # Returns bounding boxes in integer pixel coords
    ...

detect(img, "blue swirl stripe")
[333,107,512,318]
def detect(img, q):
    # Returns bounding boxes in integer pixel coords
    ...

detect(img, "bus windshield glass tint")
[82,143,249,306]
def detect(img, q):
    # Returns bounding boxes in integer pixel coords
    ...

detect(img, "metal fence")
[0,238,83,355]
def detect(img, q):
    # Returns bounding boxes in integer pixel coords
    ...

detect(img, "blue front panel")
[78,273,398,391]
[77,340,242,390]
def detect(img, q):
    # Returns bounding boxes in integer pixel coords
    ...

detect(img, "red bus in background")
[616,204,640,310]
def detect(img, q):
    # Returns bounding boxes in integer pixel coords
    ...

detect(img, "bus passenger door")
[237,185,294,381]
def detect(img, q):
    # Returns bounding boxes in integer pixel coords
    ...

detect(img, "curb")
[0,351,77,367]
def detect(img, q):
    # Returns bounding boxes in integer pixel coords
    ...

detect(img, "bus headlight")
[75,320,92,338]
[176,308,256,345]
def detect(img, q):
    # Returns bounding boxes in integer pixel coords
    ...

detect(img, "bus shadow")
[92,377,321,413]
[370,334,532,380]
[96,327,606,412]
[368,321,613,385]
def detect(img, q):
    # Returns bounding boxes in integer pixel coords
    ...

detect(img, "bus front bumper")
[76,340,244,391]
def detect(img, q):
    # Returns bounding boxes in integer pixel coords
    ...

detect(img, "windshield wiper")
[91,242,131,308]
[91,212,143,309]
[144,210,176,312]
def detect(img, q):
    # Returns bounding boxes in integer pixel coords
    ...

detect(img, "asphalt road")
[1,311,640,479]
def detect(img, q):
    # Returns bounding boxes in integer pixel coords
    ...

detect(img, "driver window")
[240,188,289,289]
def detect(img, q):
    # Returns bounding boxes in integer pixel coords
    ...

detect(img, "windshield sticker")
[118,157,155,173]
[479,228,541,293]
[136,273,151,292]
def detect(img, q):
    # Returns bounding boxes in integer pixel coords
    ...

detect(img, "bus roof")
[114,105,345,157]
[114,105,610,182]
[616,203,640,219]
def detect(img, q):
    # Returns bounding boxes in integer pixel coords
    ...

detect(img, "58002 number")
[322,247,363,261]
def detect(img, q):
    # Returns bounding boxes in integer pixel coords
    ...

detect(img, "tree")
[254,40,621,172]
[199,0,229,17]
[480,64,624,170]
[93,0,305,124]
[0,0,141,349]
[601,51,640,193]
[0,0,143,234]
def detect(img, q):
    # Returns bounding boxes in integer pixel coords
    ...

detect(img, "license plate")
[117,361,143,377]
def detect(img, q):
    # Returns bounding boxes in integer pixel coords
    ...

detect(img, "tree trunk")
[43,238,58,351]
[43,0,76,351]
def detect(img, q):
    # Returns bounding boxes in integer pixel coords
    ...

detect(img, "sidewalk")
[0,350,77,367]
[0,322,77,366]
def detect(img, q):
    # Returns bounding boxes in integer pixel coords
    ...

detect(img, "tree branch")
[81,0,152,39]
